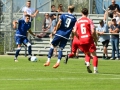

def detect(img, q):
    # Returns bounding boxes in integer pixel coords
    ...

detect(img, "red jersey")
[75,17,95,44]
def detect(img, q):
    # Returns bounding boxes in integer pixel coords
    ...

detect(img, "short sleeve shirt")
[110,24,120,39]
[22,6,35,21]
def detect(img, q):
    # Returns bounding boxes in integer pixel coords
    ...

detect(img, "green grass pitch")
[0,55,120,90]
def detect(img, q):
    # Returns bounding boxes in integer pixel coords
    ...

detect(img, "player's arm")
[12,20,18,29]
[92,31,98,46]
[28,29,36,37]
[72,22,79,39]
[90,19,98,46]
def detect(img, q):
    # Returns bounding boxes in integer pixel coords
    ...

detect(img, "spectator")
[57,4,64,12]
[51,5,58,19]
[49,14,57,57]
[96,20,110,60]
[103,0,119,21]
[51,5,57,12]
[113,10,120,24]
[22,0,39,21]
[109,18,120,60]
[37,13,51,38]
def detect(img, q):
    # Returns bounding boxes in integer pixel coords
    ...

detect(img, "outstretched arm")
[28,29,36,37]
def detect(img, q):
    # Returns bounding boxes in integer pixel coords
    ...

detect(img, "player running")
[13,14,36,62]
[65,8,98,73]
[43,5,77,68]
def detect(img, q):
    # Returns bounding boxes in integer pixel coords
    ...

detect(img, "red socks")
[85,54,91,62]
[93,56,98,67]
[68,53,75,58]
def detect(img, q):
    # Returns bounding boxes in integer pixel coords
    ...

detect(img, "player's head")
[81,8,88,16]
[25,14,30,22]
[26,0,31,7]
[68,5,75,13]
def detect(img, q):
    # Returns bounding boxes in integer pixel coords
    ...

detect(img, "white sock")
[94,67,97,71]
[57,59,60,63]
[28,55,31,58]
[86,62,90,66]
[47,58,51,62]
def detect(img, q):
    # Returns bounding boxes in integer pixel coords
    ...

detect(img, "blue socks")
[48,48,54,58]
[28,46,32,56]
[15,48,21,59]
[58,50,62,60]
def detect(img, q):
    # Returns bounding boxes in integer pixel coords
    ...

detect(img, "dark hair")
[51,5,55,8]
[68,6,74,13]
[27,0,31,3]
[44,13,49,16]
[81,8,88,15]
[58,4,63,7]
[25,14,30,18]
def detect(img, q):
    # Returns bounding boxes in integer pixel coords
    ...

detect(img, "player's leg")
[53,48,57,57]
[64,41,78,64]
[91,51,98,73]
[75,49,79,58]
[85,52,92,73]
[44,35,60,66]
[79,44,92,73]
[23,37,32,61]
[14,36,22,62]
[90,43,98,73]
[53,38,68,68]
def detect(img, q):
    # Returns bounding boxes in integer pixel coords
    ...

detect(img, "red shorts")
[71,40,80,54]
[72,40,96,54]
[79,42,96,53]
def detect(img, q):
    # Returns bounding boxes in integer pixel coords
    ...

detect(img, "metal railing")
[1,29,120,55]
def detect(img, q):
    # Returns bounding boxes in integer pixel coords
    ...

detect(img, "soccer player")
[65,8,98,73]
[64,31,81,64]
[43,5,77,68]
[13,14,36,62]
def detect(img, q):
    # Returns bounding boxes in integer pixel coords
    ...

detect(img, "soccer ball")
[31,56,37,62]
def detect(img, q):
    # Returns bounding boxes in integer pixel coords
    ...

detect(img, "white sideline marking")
[0,78,120,81]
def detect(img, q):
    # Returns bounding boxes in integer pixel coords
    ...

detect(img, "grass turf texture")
[0,56,120,90]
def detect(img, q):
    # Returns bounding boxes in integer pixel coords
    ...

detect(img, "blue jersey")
[55,13,76,39]
[16,20,31,37]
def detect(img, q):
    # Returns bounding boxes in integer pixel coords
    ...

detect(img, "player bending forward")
[13,14,36,62]
[43,5,77,68]
[65,8,98,73]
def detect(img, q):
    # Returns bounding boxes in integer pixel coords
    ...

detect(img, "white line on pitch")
[0,78,120,81]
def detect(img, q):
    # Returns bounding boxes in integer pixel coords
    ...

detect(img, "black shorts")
[102,40,109,47]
